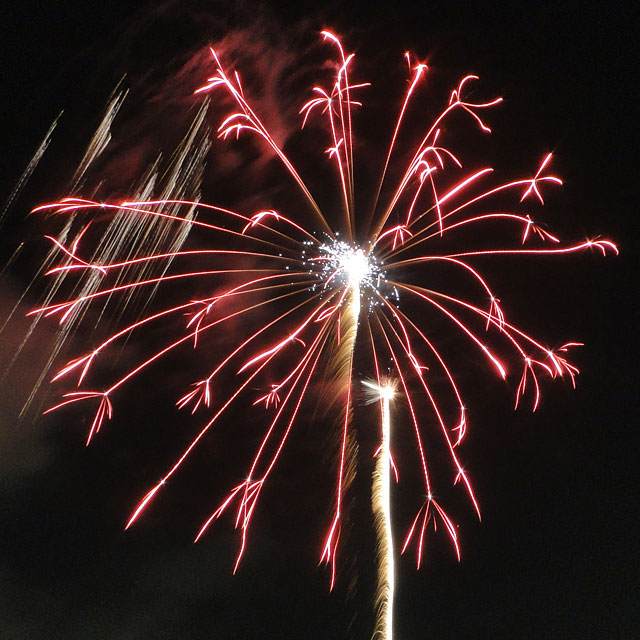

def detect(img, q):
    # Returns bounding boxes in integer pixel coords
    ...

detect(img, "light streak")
[29,29,616,634]
[364,379,396,640]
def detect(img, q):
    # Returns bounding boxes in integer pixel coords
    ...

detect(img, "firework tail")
[368,383,395,640]
[323,281,360,587]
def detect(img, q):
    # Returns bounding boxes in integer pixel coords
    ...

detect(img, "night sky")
[1,2,637,639]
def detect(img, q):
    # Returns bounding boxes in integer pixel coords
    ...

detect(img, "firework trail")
[28,30,616,637]
[364,380,396,640]
[0,113,62,227]
[1,87,211,419]
[320,278,361,586]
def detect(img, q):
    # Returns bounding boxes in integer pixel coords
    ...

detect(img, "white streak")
[366,381,395,640]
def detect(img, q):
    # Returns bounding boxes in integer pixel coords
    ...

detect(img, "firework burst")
[31,30,616,638]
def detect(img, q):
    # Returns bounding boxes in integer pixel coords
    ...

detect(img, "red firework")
[30,31,616,588]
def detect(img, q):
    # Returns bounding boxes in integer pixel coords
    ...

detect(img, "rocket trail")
[364,380,396,640]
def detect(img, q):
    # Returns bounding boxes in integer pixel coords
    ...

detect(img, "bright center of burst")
[318,241,378,288]
[340,248,370,285]
[312,240,390,312]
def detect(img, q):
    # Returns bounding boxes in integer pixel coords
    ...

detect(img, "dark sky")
[1,1,637,639]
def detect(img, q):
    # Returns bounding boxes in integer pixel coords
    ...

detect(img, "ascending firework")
[31,31,616,638]
[364,379,396,640]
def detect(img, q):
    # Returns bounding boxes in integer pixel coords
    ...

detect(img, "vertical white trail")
[372,385,394,640]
